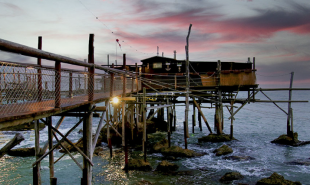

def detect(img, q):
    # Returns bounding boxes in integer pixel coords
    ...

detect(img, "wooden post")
[173,101,176,131]
[142,87,147,161]
[230,101,234,139]
[37,36,43,101]
[34,120,41,185]
[88,34,94,102]
[184,24,192,149]
[167,98,171,148]
[55,61,61,108]
[192,97,196,133]
[47,116,56,183]
[291,108,294,141]
[198,100,202,131]
[69,72,73,97]
[215,60,223,135]
[82,104,93,185]
[287,72,294,136]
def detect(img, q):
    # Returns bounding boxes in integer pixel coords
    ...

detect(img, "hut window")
[153,62,162,69]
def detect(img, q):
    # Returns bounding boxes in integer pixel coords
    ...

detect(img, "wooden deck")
[0,90,126,130]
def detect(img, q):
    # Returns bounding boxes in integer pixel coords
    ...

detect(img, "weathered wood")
[287,72,294,136]
[41,116,65,155]
[37,36,42,101]
[34,120,41,185]
[88,34,94,102]
[92,109,106,153]
[143,87,147,161]
[47,116,54,180]
[55,61,61,108]
[0,133,24,158]
[83,103,93,185]
[192,98,212,133]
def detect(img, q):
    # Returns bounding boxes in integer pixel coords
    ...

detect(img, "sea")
[0,90,309,185]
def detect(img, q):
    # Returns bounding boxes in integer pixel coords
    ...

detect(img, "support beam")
[34,120,41,185]
[192,99,212,133]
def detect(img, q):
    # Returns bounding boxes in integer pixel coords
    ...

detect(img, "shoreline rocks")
[155,160,179,172]
[127,159,152,171]
[223,156,255,161]
[256,172,301,185]
[219,172,244,183]
[161,146,203,158]
[271,132,310,147]
[213,145,233,156]
[198,134,235,143]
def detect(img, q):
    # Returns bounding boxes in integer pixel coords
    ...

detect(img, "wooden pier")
[0,34,309,185]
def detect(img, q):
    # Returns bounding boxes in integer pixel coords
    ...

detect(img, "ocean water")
[0,90,310,184]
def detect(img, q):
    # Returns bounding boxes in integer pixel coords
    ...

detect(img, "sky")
[0,0,309,88]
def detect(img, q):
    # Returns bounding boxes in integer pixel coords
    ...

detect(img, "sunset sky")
[0,0,309,87]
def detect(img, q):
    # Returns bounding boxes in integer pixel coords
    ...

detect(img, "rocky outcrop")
[7,147,37,157]
[152,138,168,153]
[213,145,233,156]
[287,158,310,166]
[219,172,244,183]
[155,160,179,172]
[198,134,235,143]
[256,172,301,185]
[127,159,152,171]
[161,146,203,158]
[271,132,310,146]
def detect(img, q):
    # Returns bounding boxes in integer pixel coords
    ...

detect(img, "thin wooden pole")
[184,24,192,149]
[192,97,196,134]
[167,98,171,148]
[287,72,294,136]
[230,101,234,139]
[69,72,73,97]
[198,100,202,131]
[291,108,294,141]
[143,87,147,161]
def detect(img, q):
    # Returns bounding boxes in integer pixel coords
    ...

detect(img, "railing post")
[37,36,42,101]
[55,61,61,108]
[88,34,94,102]
[69,72,73,98]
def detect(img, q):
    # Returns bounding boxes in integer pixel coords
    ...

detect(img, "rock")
[152,138,168,152]
[127,159,152,171]
[161,146,203,158]
[7,147,37,157]
[220,172,244,183]
[198,134,235,143]
[287,158,310,166]
[155,160,179,172]
[0,122,45,131]
[256,172,302,185]
[213,145,233,156]
[223,156,255,161]
[271,132,310,147]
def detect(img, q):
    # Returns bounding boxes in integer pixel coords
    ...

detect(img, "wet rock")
[155,160,179,172]
[213,145,233,156]
[223,155,255,161]
[198,133,235,143]
[271,132,310,146]
[287,158,310,166]
[161,146,203,158]
[0,122,45,131]
[152,138,168,152]
[219,172,244,183]
[8,147,38,157]
[127,159,152,171]
[256,172,302,185]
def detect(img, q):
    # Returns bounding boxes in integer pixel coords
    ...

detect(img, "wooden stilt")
[198,100,202,131]
[167,98,171,148]
[173,101,176,131]
[47,116,55,183]
[34,120,41,185]
[287,72,294,136]
[192,97,196,133]
[142,87,147,161]
[230,101,234,139]
[82,104,93,185]
[193,99,212,133]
